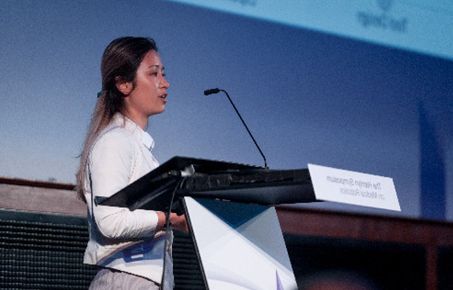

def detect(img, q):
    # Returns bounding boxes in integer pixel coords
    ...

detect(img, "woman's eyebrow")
[148,65,165,71]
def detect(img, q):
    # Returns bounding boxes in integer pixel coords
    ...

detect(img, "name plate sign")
[308,164,401,211]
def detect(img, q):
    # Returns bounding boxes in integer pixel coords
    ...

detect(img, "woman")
[76,36,186,290]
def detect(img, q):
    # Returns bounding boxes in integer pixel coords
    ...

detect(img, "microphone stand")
[206,88,268,169]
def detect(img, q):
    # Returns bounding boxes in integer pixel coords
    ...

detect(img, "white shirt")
[83,113,166,283]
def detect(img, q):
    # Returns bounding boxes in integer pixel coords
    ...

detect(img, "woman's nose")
[160,76,170,89]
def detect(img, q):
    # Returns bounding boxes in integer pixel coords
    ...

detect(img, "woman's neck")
[121,110,148,130]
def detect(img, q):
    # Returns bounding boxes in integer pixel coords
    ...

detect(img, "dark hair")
[76,36,158,201]
[100,37,158,118]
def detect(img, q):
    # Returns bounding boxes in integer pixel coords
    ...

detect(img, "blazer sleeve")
[88,129,159,240]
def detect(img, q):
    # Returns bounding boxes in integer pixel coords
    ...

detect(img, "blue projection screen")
[0,0,451,221]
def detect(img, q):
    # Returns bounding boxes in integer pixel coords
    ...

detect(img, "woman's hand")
[169,212,188,233]
[156,211,188,233]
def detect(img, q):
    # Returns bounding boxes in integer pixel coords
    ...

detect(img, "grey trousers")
[89,268,160,290]
[89,232,174,290]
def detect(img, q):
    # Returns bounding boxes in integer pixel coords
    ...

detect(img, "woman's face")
[123,50,170,127]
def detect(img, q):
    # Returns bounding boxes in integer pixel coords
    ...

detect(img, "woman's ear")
[115,76,133,96]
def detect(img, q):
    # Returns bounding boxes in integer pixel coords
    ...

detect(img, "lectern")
[100,156,317,290]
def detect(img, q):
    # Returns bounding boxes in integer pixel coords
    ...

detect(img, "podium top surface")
[99,156,316,211]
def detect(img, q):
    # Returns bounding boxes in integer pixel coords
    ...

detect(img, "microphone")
[204,88,268,169]
[203,88,220,96]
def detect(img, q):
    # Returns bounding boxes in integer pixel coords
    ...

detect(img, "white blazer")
[83,113,166,283]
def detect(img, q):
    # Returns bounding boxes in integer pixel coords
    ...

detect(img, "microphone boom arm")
[212,89,268,169]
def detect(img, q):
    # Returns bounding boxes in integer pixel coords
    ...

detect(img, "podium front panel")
[184,197,298,290]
